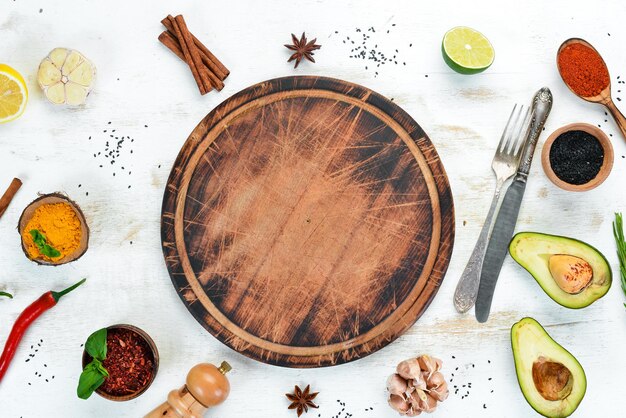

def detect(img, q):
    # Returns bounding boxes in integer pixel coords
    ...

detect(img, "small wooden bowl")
[18,193,89,265]
[541,123,613,191]
[82,324,159,402]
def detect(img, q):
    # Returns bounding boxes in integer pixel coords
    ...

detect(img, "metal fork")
[453,105,531,313]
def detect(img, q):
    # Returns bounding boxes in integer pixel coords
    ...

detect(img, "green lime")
[442,26,495,74]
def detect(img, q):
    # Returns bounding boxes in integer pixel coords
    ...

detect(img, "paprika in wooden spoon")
[0,278,86,383]
[557,38,626,141]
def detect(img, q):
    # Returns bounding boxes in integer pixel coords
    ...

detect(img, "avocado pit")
[532,357,574,401]
[548,254,593,294]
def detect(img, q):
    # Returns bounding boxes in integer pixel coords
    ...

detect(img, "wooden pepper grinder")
[145,361,232,418]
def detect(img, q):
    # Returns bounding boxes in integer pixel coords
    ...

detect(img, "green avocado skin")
[511,317,587,418]
[508,232,612,309]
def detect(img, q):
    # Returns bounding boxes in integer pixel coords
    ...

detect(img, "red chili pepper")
[0,278,85,383]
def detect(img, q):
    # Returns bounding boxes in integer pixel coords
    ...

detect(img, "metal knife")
[475,87,553,323]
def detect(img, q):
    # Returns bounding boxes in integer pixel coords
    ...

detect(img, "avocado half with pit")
[509,232,611,308]
[511,317,586,418]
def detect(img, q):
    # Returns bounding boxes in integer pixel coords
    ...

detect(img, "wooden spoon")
[557,38,626,141]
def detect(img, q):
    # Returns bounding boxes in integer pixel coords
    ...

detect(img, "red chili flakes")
[97,328,154,396]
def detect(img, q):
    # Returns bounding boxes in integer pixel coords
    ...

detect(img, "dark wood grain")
[161,76,455,367]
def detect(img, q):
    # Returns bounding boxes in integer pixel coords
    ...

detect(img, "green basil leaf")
[41,243,61,258]
[30,229,45,246]
[85,328,107,361]
[29,229,61,258]
[77,360,107,400]
[94,361,109,377]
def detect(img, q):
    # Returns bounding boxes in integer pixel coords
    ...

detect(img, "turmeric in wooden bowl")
[18,193,89,265]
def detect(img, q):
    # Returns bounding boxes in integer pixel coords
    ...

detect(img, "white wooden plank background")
[1,0,625,416]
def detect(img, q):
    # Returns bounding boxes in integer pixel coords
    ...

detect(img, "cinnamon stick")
[167,15,208,94]
[159,31,225,91]
[174,15,213,94]
[0,178,22,220]
[161,15,229,80]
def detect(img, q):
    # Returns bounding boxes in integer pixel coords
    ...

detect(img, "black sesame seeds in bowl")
[541,123,614,192]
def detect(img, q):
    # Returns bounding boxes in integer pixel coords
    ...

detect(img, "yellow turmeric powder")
[22,203,82,261]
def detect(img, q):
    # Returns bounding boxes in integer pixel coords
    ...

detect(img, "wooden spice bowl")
[18,193,89,265]
[541,123,613,192]
[81,324,159,402]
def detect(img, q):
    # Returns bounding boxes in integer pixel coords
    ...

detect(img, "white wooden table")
[1,0,625,416]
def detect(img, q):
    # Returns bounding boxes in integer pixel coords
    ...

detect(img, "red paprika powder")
[558,43,609,98]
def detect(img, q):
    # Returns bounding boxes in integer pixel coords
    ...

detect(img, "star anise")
[285,33,321,68]
[286,384,319,417]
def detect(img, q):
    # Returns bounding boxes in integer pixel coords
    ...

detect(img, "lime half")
[442,26,494,74]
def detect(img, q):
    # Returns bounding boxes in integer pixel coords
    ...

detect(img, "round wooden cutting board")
[161,76,454,367]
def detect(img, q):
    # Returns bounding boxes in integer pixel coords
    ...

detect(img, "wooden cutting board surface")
[161,76,454,367]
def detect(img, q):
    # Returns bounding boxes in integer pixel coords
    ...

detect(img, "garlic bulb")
[387,355,449,416]
[37,48,96,105]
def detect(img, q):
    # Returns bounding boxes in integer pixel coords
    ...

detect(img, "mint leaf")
[85,328,107,361]
[77,359,108,400]
[29,229,61,258]
[0,291,12,299]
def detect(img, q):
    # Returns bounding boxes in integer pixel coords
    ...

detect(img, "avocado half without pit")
[509,232,611,308]
[512,318,586,418]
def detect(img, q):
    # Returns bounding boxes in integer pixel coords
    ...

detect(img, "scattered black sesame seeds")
[89,120,147,192]
[449,355,496,411]
[336,22,411,77]
[24,339,56,387]
[321,399,372,418]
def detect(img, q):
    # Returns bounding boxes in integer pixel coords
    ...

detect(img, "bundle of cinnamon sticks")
[159,15,229,95]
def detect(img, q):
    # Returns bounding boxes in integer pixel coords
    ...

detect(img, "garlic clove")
[408,388,428,410]
[45,83,66,105]
[49,48,67,68]
[418,393,438,413]
[413,373,427,391]
[69,61,95,87]
[62,50,84,74]
[406,408,422,417]
[397,358,422,380]
[387,373,408,396]
[430,380,449,402]
[417,355,442,375]
[37,60,61,86]
[433,357,443,371]
[427,371,445,388]
[65,83,88,106]
[389,394,411,414]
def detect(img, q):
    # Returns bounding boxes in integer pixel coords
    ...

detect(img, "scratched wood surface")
[2,0,626,417]
[162,76,454,367]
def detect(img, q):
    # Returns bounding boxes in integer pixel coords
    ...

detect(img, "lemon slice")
[0,64,28,123]
[37,48,96,105]
[442,27,495,74]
